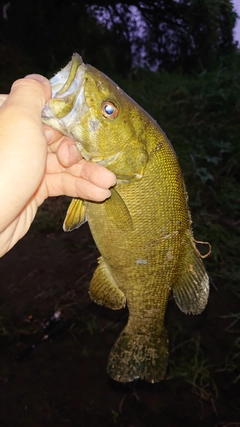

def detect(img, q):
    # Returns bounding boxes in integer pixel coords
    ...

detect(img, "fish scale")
[42,53,210,383]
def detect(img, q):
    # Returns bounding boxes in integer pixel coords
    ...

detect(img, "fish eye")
[102,101,119,119]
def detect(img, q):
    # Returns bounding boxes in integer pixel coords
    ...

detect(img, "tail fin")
[107,326,168,383]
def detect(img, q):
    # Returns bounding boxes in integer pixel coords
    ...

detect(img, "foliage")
[0,1,93,70]
[168,331,219,401]
[0,0,238,76]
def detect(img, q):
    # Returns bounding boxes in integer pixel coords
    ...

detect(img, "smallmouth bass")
[42,53,210,383]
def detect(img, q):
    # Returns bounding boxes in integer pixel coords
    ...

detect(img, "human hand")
[0,75,116,257]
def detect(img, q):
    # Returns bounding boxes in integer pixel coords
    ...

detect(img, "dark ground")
[0,199,239,427]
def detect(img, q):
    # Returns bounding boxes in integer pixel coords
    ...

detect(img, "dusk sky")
[233,0,240,45]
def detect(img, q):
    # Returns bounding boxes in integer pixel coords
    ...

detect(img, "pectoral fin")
[104,188,133,231]
[89,257,126,310]
[63,198,87,232]
[172,236,210,314]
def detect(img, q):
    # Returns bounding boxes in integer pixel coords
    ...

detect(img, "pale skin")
[0,75,116,257]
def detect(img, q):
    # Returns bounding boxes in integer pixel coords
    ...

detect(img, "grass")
[167,331,218,404]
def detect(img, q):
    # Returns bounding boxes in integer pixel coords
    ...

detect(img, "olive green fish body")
[85,123,205,382]
[42,54,210,383]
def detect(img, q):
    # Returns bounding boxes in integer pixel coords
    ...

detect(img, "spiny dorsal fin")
[172,235,210,315]
[63,198,86,232]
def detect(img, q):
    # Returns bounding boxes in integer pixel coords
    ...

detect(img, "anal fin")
[172,236,210,315]
[89,257,126,310]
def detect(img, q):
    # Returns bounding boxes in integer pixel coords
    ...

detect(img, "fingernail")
[24,74,47,83]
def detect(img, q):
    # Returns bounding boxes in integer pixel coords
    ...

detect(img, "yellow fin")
[104,188,133,231]
[172,236,210,315]
[89,257,126,310]
[63,198,86,232]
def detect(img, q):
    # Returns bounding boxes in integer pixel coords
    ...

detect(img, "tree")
[89,0,238,71]
[0,0,238,75]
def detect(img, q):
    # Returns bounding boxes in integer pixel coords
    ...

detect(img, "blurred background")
[0,1,239,426]
[0,0,240,86]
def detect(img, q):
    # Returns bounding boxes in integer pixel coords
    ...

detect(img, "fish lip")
[54,53,83,97]
[41,53,87,137]
[48,53,83,99]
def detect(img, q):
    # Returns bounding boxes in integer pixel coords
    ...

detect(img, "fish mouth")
[42,53,90,159]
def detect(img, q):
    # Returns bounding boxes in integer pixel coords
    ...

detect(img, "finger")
[56,138,82,166]
[44,126,82,166]
[78,160,116,189]
[10,75,51,114]
[45,151,81,173]
[43,124,65,145]
[0,76,52,228]
[46,153,116,190]
[45,173,111,202]
[0,95,8,107]
[45,152,85,174]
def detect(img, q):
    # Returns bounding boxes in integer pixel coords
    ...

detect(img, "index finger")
[43,124,65,145]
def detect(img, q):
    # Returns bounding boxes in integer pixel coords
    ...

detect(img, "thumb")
[8,74,52,115]
[0,75,52,218]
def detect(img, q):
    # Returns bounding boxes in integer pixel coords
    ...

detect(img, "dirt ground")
[0,199,239,427]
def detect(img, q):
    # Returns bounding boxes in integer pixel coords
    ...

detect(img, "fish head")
[42,53,148,180]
